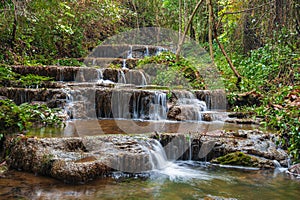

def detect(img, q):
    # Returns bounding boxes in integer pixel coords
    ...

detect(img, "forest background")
[0,0,299,161]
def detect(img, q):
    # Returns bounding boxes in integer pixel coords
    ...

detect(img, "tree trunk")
[11,1,18,49]
[176,0,205,61]
[210,1,242,88]
[207,0,214,62]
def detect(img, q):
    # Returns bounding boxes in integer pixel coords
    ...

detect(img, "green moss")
[213,152,259,167]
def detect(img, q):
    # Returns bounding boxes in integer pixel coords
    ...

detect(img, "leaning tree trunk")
[176,0,205,61]
[210,1,242,88]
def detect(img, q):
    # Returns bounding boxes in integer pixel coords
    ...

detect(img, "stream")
[1,160,299,200]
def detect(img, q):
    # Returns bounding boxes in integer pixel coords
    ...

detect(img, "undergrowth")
[215,29,300,162]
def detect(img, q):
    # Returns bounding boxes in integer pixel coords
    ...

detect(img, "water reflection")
[27,119,258,138]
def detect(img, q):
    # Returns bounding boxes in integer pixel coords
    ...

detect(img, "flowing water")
[1,161,299,200]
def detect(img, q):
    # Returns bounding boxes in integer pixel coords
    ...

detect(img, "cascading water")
[172,91,207,121]
[127,46,133,59]
[155,46,167,55]
[144,46,149,57]
[118,70,126,84]
[111,90,132,119]
[139,71,147,86]
[122,59,127,69]
[96,68,103,80]
[140,138,169,170]
[149,91,168,120]
[124,70,148,86]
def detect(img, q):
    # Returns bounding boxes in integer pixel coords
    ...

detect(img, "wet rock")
[287,163,300,178]
[0,87,66,106]
[194,89,227,110]
[202,113,213,121]
[228,112,253,119]
[4,135,156,183]
[225,118,260,125]
[0,96,8,100]
[203,195,237,200]
[232,130,248,138]
[211,152,274,168]
[153,129,288,168]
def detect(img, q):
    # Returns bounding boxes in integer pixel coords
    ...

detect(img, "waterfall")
[122,59,127,69]
[111,90,132,119]
[96,68,103,80]
[132,92,141,119]
[173,91,207,121]
[144,46,149,57]
[139,71,147,85]
[140,138,169,170]
[155,46,167,55]
[59,68,64,82]
[149,92,168,120]
[118,70,126,84]
[127,46,133,59]
[124,70,148,86]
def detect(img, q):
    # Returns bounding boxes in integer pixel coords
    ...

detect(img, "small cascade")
[149,92,168,120]
[92,58,96,66]
[169,91,207,121]
[132,92,142,119]
[144,46,149,57]
[155,46,167,55]
[122,59,127,69]
[139,71,147,86]
[139,138,169,170]
[59,68,64,82]
[96,68,103,80]
[111,90,132,119]
[118,70,126,84]
[64,87,99,119]
[127,46,133,59]
[124,70,148,86]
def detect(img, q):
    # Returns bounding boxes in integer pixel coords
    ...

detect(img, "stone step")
[84,57,138,68]
[88,44,168,58]
[10,65,148,83]
[0,87,66,108]
[0,86,226,120]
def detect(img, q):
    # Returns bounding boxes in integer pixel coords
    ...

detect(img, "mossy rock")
[212,152,259,167]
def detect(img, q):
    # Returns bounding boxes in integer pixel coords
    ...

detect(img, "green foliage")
[0,66,53,87]
[56,58,83,66]
[0,0,133,65]
[0,65,17,81]
[254,86,300,161]
[19,74,53,88]
[0,100,62,133]
[137,52,205,89]
[216,27,299,161]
